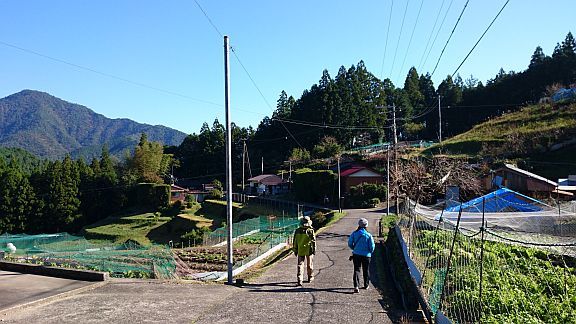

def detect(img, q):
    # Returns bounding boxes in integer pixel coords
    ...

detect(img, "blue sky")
[0,1,574,136]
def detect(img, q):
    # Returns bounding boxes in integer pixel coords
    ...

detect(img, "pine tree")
[0,162,36,233]
[529,46,546,68]
[44,156,81,231]
[99,145,118,186]
[561,32,576,56]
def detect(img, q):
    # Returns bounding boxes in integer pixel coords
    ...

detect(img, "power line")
[390,0,410,77]
[417,0,446,71]
[0,40,269,119]
[397,0,425,80]
[272,117,389,130]
[0,40,223,108]
[421,0,455,72]
[192,0,304,149]
[380,0,394,79]
[451,0,511,77]
[430,0,470,76]
[193,0,224,38]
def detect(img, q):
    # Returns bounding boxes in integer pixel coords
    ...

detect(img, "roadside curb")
[0,261,108,281]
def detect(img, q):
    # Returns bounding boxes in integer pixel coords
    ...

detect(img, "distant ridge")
[0,90,187,159]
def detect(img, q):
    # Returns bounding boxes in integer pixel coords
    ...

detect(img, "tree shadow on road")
[317,232,349,240]
[241,282,356,295]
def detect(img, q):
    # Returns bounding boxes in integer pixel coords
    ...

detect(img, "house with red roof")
[340,165,384,194]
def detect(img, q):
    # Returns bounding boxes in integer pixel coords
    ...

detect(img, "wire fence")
[398,198,576,323]
[0,233,176,279]
[203,215,299,247]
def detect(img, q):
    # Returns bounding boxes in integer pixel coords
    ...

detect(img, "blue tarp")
[445,187,545,213]
[552,88,576,103]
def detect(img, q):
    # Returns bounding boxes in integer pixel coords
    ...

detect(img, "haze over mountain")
[0,90,187,159]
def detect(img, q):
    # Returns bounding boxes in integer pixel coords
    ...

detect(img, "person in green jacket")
[292,216,316,286]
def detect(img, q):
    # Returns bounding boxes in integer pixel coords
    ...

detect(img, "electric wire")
[451,0,511,77]
[417,0,446,71]
[272,117,393,130]
[0,40,269,119]
[421,0,455,71]
[397,0,425,80]
[193,0,224,38]
[380,0,395,79]
[192,0,305,149]
[390,0,410,77]
[430,0,470,77]
[0,40,222,108]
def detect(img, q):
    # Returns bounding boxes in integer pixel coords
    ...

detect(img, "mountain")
[0,90,187,159]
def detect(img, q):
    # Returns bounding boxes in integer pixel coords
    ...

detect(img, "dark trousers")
[352,254,370,288]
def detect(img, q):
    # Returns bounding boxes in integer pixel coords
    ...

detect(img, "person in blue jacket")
[348,218,375,293]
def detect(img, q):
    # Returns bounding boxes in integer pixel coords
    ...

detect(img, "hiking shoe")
[354,287,360,293]
[307,276,315,283]
[297,281,303,287]
[361,285,369,290]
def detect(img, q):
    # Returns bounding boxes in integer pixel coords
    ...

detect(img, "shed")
[484,164,558,198]
[170,185,190,202]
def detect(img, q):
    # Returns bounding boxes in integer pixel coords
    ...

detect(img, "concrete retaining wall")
[0,261,108,281]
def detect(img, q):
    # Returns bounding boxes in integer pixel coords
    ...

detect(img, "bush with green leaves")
[348,183,386,208]
[292,169,338,204]
[180,227,210,242]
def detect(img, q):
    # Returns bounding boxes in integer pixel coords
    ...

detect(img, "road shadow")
[241,282,356,295]
[317,232,349,240]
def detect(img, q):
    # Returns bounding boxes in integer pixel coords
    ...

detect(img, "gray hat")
[300,216,312,226]
[358,218,368,228]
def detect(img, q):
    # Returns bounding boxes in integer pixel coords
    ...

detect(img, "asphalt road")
[1,208,400,323]
[0,270,94,313]
[195,208,395,323]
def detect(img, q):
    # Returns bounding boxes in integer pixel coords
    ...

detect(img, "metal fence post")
[438,202,463,315]
[479,198,486,323]
[420,203,447,287]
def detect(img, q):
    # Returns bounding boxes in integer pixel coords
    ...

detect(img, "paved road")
[0,270,94,313]
[196,208,395,323]
[1,208,400,323]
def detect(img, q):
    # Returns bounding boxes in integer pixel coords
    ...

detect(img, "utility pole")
[337,157,342,213]
[223,35,233,285]
[242,140,246,194]
[289,161,292,187]
[261,157,264,175]
[386,147,390,216]
[438,95,442,143]
[392,103,399,212]
[392,103,398,145]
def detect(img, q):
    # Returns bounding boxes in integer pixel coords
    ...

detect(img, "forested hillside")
[0,135,174,234]
[428,102,576,179]
[171,32,576,182]
[0,90,187,159]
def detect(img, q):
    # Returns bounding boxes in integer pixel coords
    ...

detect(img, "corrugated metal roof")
[503,163,557,187]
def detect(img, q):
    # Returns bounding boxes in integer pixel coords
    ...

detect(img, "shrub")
[181,227,210,241]
[292,169,338,204]
[348,183,386,208]
[311,211,327,228]
[209,188,224,199]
